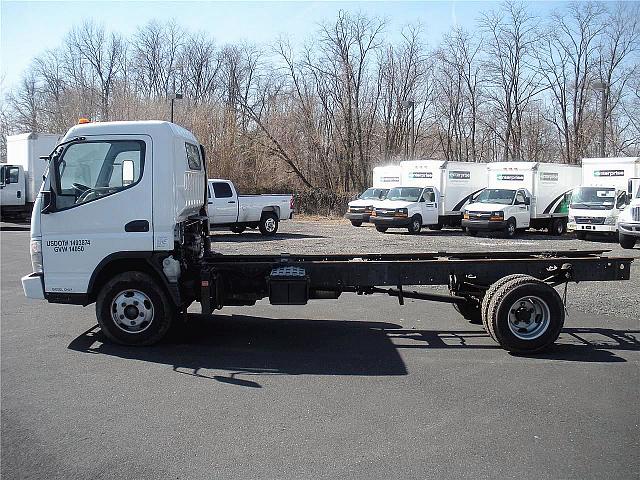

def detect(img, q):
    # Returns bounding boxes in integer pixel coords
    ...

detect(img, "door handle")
[125,220,149,232]
[228,200,236,204]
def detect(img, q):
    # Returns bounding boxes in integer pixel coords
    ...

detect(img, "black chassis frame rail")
[199,249,632,314]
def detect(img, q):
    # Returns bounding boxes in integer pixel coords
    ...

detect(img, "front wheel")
[504,218,517,238]
[619,233,637,249]
[407,215,422,235]
[259,213,279,236]
[96,272,174,346]
[375,225,388,233]
[350,220,363,227]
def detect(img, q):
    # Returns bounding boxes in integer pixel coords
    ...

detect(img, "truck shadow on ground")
[67,315,639,387]
[210,232,325,241]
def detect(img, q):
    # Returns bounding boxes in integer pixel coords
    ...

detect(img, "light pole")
[591,81,608,157]
[402,100,416,158]
[169,92,183,123]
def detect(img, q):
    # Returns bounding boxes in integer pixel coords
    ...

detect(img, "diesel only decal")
[497,173,525,181]
[46,239,91,253]
[449,171,471,180]
[594,170,625,177]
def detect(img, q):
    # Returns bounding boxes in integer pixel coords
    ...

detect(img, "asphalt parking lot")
[2,218,639,480]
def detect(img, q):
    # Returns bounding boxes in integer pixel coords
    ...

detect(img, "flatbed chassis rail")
[199,249,632,353]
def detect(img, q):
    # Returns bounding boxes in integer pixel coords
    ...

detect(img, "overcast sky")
[1,1,563,92]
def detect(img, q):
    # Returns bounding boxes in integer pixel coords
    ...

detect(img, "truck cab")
[617,178,640,248]
[463,188,531,237]
[0,164,25,216]
[370,186,439,234]
[568,186,630,238]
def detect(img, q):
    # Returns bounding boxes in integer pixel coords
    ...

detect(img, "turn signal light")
[78,118,91,124]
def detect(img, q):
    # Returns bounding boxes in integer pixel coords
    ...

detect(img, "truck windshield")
[386,187,423,202]
[359,188,389,200]
[570,187,615,210]
[474,189,516,205]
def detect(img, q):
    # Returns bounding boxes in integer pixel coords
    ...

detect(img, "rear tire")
[549,218,565,236]
[481,274,534,339]
[619,233,637,249]
[428,222,442,231]
[485,276,564,353]
[407,215,422,235]
[576,231,587,240]
[350,220,363,227]
[375,225,388,233]
[230,225,246,234]
[96,272,174,346]
[259,213,279,236]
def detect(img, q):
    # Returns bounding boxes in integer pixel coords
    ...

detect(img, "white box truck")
[463,162,581,237]
[345,165,400,226]
[1,133,61,219]
[568,157,640,240]
[617,178,640,249]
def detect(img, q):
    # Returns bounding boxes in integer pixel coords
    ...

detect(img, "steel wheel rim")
[111,289,154,333]
[413,219,420,231]
[507,295,550,340]
[265,217,276,232]
[508,222,515,235]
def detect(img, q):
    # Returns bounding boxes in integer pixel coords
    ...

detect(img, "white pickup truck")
[207,179,293,236]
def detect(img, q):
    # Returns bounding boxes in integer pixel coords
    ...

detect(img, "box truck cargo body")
[462,162,581,237]
[1,133,61,218]
[568,157,640,238]
[399,160,487,227]
[372,166,402,189]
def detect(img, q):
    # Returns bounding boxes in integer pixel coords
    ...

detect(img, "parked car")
[208,179,293,236]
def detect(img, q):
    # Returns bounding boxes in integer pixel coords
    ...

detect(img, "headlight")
[463,212,469,220]
[395,208,408,217]
[490,211,504,221]
[604,216,616,225]
[568,216,575,223]
[30,239,43,274]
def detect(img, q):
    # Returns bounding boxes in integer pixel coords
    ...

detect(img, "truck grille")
[375,209,396,217]
[575,216,605,225]
[349,206,369,213]
[466,211,491,220]
[632,207,640,222]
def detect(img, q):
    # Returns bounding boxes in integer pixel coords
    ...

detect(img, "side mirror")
[4,175,12,185]
[525,197,531,205]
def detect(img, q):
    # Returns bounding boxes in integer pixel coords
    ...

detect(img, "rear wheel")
[350,220,363,227]
[428,222,442,231]
[96,272,174,346]
[549,218,565,236]
[576,231,587,240]
[481,274,534,339]
[375,225,388,233]
[619,233,637,249]
[485,276,564,353]
[230,225,246,234]
[259,213,279,236]
[408,215,422,235]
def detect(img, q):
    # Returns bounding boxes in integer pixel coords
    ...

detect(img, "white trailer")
[399,160,487,228]
[463,162,581,237]
[568,157,640,239]
[1,133,61,219]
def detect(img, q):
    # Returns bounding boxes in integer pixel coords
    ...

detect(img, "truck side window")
[7,166,19,184]
[515,192,526,205]
[185,143,202,170]
[617,193,628,209]
[212,182,233,198]
[53,140,145,210]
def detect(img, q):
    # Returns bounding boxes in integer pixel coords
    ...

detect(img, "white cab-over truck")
[617,178,640,249]
[568,157,640,240]
[1,133,61,219]
[345,165,401,226]
[207,179,293,236]
[370,160,486,234]
[463,162,581,237]
[21,120,633,354]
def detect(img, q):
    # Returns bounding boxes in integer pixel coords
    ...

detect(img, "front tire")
[619,233,637,249]
[407,215,422,235]
[259,213,279,236]
[375,225,388,233]
[96,272,174,346]
[485,276,564,353]
[504,218,517,238]
[350,220,363,227]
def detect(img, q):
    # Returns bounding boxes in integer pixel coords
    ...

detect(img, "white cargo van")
[463,162,581,237]
[345,165,400,226]
[568,157,640,239]
[1,133,61,219]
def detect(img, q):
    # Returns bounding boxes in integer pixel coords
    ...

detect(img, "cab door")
[513,190,530,228]
[419,187,439,226]
[0,165,23,207]
[208,181,238,224]
[40,135,153,295]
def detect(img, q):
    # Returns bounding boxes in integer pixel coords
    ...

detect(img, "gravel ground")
[210,217,640,320]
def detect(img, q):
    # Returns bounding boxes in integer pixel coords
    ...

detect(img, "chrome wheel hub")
[265,217,276,232]
[507,295,550,340]
[111,289,154,333]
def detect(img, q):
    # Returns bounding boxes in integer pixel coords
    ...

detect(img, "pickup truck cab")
[370,186,439,234]
[345,187,389,226]
[207,179,293,236]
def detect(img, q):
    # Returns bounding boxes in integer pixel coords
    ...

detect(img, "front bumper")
[21,273,45,300]
[618,223,640,238]
[344,212,371,222]
[462,219,506,231]
[568,222,617,234]
[371,216,411,227]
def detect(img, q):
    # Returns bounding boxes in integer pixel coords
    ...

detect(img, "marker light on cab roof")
[78,118,91,124]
